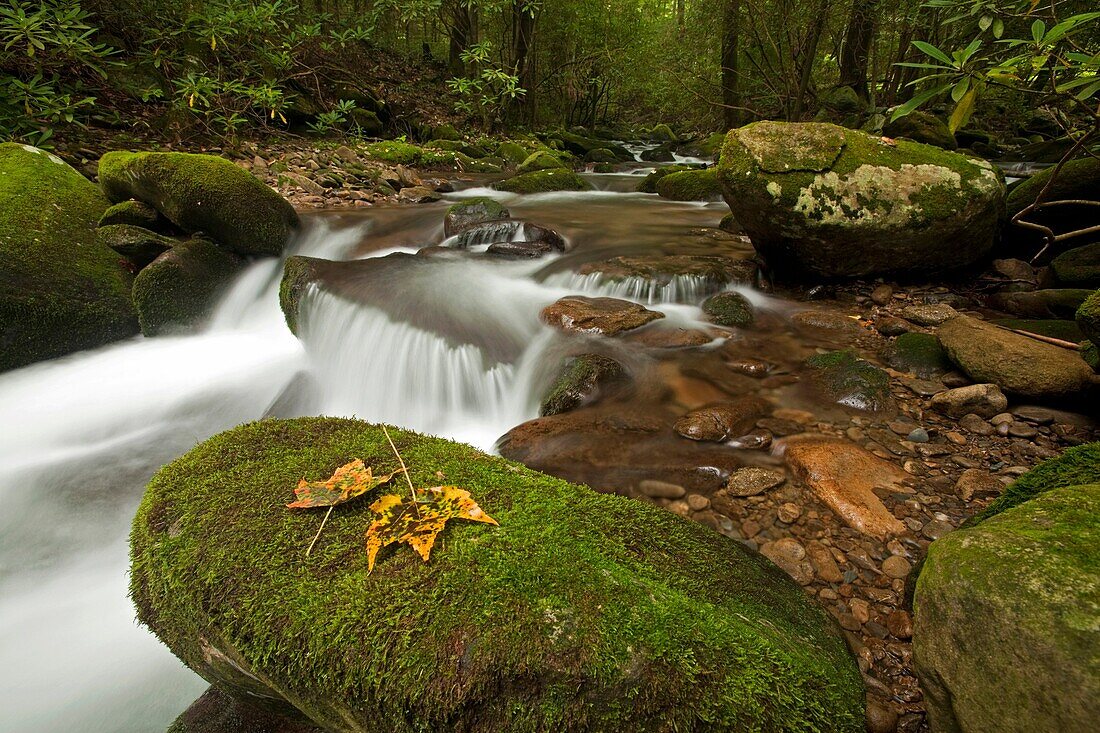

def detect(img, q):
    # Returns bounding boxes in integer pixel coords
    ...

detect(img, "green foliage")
[447,41,525,130]
[0,0,114,145]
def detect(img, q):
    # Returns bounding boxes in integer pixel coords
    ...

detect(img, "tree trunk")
[677,0,685,35]
[511,1,537,118]
[448,2,474,74]
[721,0,742,130]
[838,0,879,101]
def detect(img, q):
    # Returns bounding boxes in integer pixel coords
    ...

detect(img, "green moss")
[990,318,1084,343]
[656,169,722,201]
[453,153,503,173]
[492,168,593,194]
[804,349,893,412]
[0,143,137,371]
[883,332,952,377]
[97,224,176,269]
[968,442,1100,526]
[1051,242,1100,288]
[1075,290,1100,344]
[98,151,298,257]
[540,354,626,416]
[278,256,319,335]
[430,123,461,141]
[585,148,616,163]
[360,140,455,167]
[1083,340,1099,371]
[132,238,244,335]
[131,418,864,732]
[99,199,164,230]
[517,150,568,174]
[636,164,694,193]
[882,111,957,150]
[702,291,754,327]
[443,197,510,237]
[495,142,530,165]
[649,123,678,142]
[1007,157,1100,217]
[424,139,488,158]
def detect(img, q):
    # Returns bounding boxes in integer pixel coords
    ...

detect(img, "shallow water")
[0,174,855,731]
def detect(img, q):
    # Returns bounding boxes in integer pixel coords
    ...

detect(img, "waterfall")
[540,270,724,304]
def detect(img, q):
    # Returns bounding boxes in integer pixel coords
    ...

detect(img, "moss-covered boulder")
[0,143,138,371]
[492,168,593,194]
[882,110,958,150]
[132,238,244,335]
[555,131,633,161]
[495,141,530,166]
[98,199,166,230]
[1083,340,1100,371]
[97,224,175,268]
[678,132,727,159]
[98,152,298,257]
[1076,289,1100,344]
[585,147,617,163]
[913,483,1099,733]
[517,150,569,174]
[131,417,865,733]
[970,442,1100,525]
[636,164,695,193]
[648,123,678,142]
[430,123,461,141]
[540,354,627,416]
[990,318,1083,343]
[443,197,510,238]
[1051,242,1100,288]
[992,288,1093,319]
[804,349,895,413]
[938,314,1095,400]
[702,291,754,327]
[882,332,952,378]
[716,121,1005,278]
[656,169,722,201]
[1006,157,1100,239]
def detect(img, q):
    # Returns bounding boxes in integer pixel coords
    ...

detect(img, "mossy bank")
[131,417,865,733]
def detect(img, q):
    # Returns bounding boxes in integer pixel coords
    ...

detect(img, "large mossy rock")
[636,164,694,193]
[881,110,957,150]
[1051,242,1100,287]
[1076,289,1100,344]
[1006,157,1100,239]
[716,122,1005,278]
[937,314,1095,400]
[131,417,866,733]
[132,239,244,335]
[443,197,510,237]
[0,143,138,371]
[98,151,299,256]
[492,168,593,194]
[969,442,1100,525]
[913,483,1099,733]
[656,169,722,201]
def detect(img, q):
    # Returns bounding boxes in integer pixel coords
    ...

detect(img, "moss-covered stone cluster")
[492,168,593,194]
[0,143,138,371]
[636,164,694,193]
[132,239,245,335]
[131,417,866,733]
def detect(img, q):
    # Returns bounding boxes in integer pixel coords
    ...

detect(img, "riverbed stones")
[98,151,299,256]
[937,315,1095,400]
[782,435,907,539]
[900,303,957,326]
[0,143,138,371]
[722,467,786,497]
[541,296,663,335]
[913,483,1100,733]
[702,291,755,326]
[132,238,244,336]
[674,396,770,442]
[803,350,895,413]
[955,468,1004,501]
[716,121,1005,278]
[440,195,508,235]
[131,417,866,732]
[931,383,1008,418]
[539,354,626,416]
[760,538,814,585]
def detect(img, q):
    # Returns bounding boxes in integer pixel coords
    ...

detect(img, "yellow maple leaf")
[286,459,401,509]
[365,486,498,571]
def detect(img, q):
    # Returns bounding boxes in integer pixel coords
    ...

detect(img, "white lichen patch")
[766,181,782,199]
[792,163,962,227]
[20,144,68,167]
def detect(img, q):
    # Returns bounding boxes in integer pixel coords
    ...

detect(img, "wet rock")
[723,467,786,497]
[870,284,894,305]
[930,383,1008,418]
[900,303,957,326]
[716,122,1005,279]
[539,354,627,416]
[865,698,899,733]
[624,326,713,348]
[760,538,814,585]
[883,332,951,378]
[541,296,664,336]
[959,412,995,434]
[886,610,913,640]
[702,291,754,327]
[133,238,244,336]
[807,541,844,583]
[777,502,802,523]
[396,185,440,203]
[791,310,863,338]
[955,468,1004,501]
[167,685,322,733]
[99,199,167,231]
[881,555,911,579]
[443,197,510,237]
[938,315,1095,400]
[906,428,929,443]
[875,316,911,337]
[782,435,907,539]
[725,357,772,377]
[577,255,757,301]
[638,480,686,499]
[97,223,175,269]
[674,396,771,442]
[804,350,895,413]
[485,241,554,258]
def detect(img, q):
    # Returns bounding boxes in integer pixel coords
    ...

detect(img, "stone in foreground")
[0,143,138,371]
[914,483,1099,733]
[716,122,1005,278]
[541,295,664,335]
[131,418,865,732]
[98,151,299,256]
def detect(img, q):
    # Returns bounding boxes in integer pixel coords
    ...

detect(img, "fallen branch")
[997,325,1081,350]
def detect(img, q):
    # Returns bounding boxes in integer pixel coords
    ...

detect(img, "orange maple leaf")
[286,459,401,509]
[365,486,498,571]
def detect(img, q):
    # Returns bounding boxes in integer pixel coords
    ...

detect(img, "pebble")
[723,467,785,497]
[887,610,913,639]
[686,494,710,511]
[849,598,871,624]
[760,538,814,585]
[837,612,862,631]
[875,316,911,337]
[866,699,900,733]
[907,428,929,443]
[870,285,894,305]
[807,541,844,583]
[882,555,912,578]
[638,480,686,499]
[777,502,802,523]
[990,412,1014,426]
[901,303,958,326]
[930,383,1008,418]
[1009,422,1038,438]
[922,519,954,541]
[955,468,1004,501]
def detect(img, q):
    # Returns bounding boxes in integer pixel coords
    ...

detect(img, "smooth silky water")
[0,171,829,732]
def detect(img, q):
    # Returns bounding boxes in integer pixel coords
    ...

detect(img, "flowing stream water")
[0,167,821,732]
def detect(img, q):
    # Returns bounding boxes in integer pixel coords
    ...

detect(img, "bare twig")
[305,506,334,557]
[382,424,420,513]
[997,325,1081,351]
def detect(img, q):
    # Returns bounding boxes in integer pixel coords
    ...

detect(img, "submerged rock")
[98,151,299,256]
[539,354,627,416]
[442,197,510,237]
[716,121,1005,278]
[882,332,951,378]
[937,315,1095,400]
[914,482,1099,733]
[803,350,895,413]
[702,291,755,327]
[132,238,244,336]
[782,435,907,539]
[674,396,770,442]
[0,143,138,371]
[541,296,663,336]
[132,417,865,732]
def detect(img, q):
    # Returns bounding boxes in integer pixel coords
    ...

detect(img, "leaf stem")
[306,505,334,556]
[382,424,421,515]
